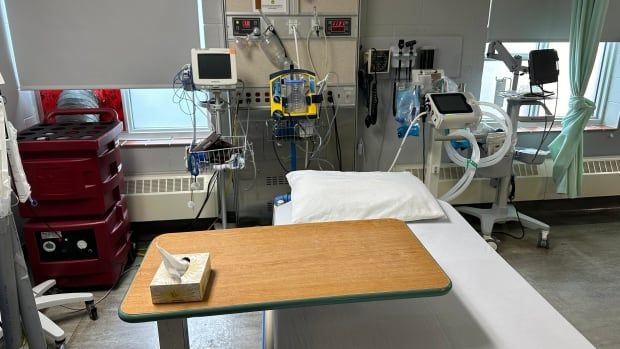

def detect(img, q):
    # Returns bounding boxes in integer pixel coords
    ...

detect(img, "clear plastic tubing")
[444,101,513,168]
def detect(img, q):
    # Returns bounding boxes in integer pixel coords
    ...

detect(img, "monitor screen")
[529,49,559,85]
[430,93,473,114]
[197,53,232,80]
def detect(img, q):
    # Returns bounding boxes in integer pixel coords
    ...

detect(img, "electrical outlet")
[288,19,298,35]
[325,87,355,107]
[237,88,271,109]
[343,87,355,105]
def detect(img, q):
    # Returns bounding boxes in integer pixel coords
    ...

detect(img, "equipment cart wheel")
[485,237,499,251]
[537,230,550,249]
[85,300,98,320]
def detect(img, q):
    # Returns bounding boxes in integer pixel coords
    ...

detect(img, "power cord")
[422,112,427,180]
[207,218,218,231]
[371,73,378,125]
[494,176,526,240]
[185,173,218,230]
[272,135,290,173]
[59,264,141,312]
[494,202,527,240]
[327,94,342,170]
[529,81,558,164]
[539,82,559,147]
[206,200,223,231]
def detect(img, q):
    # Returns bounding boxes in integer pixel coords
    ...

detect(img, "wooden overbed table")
[119,219,451,348]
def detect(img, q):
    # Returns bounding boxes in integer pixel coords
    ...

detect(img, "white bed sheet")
[271,201,593,349]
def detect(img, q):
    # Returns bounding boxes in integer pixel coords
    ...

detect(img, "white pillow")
[286,171,445,223]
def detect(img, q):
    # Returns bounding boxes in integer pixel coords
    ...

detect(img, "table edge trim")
[118,280,452,323]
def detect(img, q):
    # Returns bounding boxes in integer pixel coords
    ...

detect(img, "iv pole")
[211,91,227,229]
[0,72,46,349]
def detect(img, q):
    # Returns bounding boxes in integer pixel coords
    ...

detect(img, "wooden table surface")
[119,219,451,322]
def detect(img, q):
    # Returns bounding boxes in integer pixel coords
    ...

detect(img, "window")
[122,88,211,134]
[480,42,609,125]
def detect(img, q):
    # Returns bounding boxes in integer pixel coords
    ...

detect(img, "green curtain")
[548,0,609,198]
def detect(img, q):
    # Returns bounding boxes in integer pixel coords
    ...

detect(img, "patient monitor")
[191,48,238,89]
[426,92,482,130]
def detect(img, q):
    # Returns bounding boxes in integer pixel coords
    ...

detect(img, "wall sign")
[254,0,287,14]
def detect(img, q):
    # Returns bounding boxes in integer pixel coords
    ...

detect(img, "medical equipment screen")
[430,93,473,114]
[197,53,232,80]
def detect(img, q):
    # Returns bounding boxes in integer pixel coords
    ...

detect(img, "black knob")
[272,110,284,120]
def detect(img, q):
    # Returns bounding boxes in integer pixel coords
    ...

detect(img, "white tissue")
[157,244,190,282]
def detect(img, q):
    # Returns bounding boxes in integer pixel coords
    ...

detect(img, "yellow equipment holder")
[269,69,322,119]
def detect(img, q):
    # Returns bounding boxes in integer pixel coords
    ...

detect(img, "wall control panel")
[232,17,261,36]
[37,229,98,261]
[325,18,352,37]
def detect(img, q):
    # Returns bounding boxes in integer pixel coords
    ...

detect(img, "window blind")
[4,0,200,89]
[488,0,619,42]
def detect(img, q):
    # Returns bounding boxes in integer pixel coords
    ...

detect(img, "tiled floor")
[5,206,620,348]
[39,259,263,349]
[495,207,620,349]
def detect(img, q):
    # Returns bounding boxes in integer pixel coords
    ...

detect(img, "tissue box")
[149,253,211,304]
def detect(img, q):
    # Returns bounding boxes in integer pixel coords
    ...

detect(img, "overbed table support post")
[157,318,190,349]
[263,310,274,349]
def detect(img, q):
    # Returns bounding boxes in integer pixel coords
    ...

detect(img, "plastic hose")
[440,130,480,202]
[292,25,301,68]
[444,101,513,168]
[388,112,426,172]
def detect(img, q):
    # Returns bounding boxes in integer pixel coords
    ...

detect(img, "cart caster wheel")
[85,300,98,320]
[55,339,66,349]
[537,237,550,249]
[537,238,550,249]
[485,237,499,251]
[537,230,550,249]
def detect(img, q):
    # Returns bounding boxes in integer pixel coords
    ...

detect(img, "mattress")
[270,201,593,348]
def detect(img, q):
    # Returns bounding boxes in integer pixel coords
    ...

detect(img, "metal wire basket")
[188,135,247,172]
[268,118,317,141]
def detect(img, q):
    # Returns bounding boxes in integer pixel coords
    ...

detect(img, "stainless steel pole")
[0,213,46,349]
[0,215,22,349]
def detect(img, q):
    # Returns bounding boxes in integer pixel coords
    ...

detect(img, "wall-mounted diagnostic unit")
[232,17,260,36]
[325,18,352,36]
[365,49,391,74]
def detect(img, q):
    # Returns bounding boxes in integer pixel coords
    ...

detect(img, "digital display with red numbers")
[232,17,260,36]
[331,20,346,32]
[325,18,352,37]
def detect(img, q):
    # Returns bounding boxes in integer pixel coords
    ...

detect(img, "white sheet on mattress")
[271,201,593,349]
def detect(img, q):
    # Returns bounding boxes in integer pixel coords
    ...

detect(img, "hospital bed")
[271,200,593,348]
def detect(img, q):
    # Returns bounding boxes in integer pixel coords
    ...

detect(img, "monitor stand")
[456,97,551,250]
